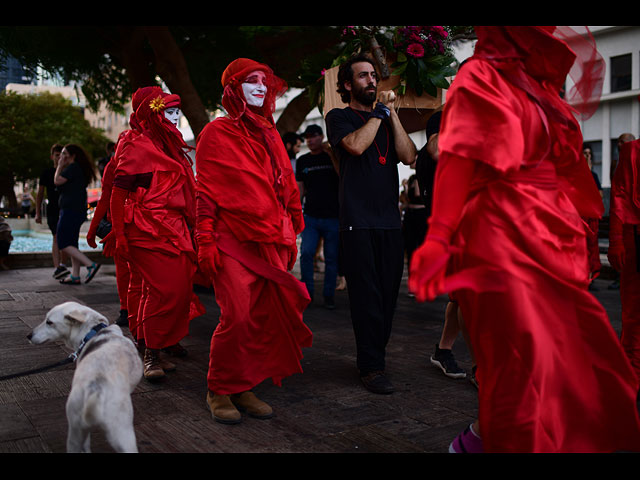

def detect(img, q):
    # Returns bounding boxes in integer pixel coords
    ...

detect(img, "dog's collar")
[70,323,109,362]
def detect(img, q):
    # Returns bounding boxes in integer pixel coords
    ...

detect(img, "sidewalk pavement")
[0,259,627,453]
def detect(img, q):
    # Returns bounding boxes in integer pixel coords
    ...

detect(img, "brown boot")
[143,348,165,381]
[231,391,274,419]
[206,391,241,425]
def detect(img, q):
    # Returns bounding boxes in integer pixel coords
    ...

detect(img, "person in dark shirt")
[296,124,340,309]
[54,144,101,284]
[282,131,303,174]
[35,143,69,279]
[326,53,416,394]
[414,110,472,384]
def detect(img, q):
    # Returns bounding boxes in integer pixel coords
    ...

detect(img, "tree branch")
[143,26,211,139]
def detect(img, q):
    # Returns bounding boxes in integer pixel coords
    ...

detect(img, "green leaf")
[391,61,408,76]
[424,80,438,98]
[431,74,451,89]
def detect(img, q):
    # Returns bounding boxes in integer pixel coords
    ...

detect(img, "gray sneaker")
[430,344,466,379]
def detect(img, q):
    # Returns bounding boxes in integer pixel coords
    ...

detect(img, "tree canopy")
[0,91,110,208]
[0,26,344,139]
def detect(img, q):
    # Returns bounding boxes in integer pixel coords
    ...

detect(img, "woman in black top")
[54,144,101,284]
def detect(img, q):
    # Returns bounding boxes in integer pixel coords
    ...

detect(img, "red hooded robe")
[111,87,204,350]
[195,58,312,395]
[409,26,640,453]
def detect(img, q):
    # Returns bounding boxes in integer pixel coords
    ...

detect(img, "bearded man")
[325,53,417,394]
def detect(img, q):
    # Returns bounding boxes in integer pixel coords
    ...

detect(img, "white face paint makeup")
[164,107,181,127]
[242,70,267,108]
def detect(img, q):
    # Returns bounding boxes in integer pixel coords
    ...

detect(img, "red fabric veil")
[129,86,194,165]
[196,58,303,243]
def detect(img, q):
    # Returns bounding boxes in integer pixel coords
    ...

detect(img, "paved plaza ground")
[0,253,629,454]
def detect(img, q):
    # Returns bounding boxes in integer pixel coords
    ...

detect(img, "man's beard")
[352,82,377,106]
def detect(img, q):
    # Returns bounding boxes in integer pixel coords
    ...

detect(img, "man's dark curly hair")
[336,53,378,104]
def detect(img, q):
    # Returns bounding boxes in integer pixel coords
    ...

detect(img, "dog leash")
[0,323,109,382]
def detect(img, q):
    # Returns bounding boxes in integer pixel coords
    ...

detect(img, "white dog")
[28,302,143,453]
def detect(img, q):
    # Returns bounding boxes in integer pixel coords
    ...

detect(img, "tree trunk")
[275,89,316,136]
[143,26,211,140]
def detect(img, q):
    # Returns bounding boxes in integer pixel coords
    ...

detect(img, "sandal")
[85,263,101,284]
[60,275,81,285]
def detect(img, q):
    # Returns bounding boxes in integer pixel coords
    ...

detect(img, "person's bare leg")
[457,305,476,366]
[52,235,60,267]
[439,301,461,349]
[62,246,93,277]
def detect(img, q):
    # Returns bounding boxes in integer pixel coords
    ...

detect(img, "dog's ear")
[64,310,87,325]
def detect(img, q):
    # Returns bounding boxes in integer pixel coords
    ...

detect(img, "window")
[611,54,632,93]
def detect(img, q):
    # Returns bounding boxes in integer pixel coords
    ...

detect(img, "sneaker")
[360,370,395,394]
[608,279,620,290]
[431,344,466,379]
[449,424,483,453]
[53,266,70,279]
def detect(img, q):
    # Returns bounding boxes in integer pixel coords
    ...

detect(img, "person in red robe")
[195,58,312,424]
[110,86,204,381]
[409,26,640,453]
[609,133,640,382]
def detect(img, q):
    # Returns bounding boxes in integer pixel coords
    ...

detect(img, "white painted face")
[242,70,268,108]
[164,107,181,127]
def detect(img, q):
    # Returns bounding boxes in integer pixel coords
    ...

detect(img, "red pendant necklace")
[349,108,389,165]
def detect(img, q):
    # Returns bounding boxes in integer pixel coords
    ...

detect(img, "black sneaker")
[360,371,395,394]
[431,344,467,379]
[53,266,70,279]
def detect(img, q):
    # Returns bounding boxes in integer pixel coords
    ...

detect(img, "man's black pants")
[340,228,404,374]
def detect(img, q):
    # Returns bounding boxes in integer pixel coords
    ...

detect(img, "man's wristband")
[370,102,390,120]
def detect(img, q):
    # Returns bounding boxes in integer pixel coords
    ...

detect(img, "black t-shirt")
[295,151,339,218]
[57,162,88,213]
[325,107,401,230]
[39,167,60,215]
